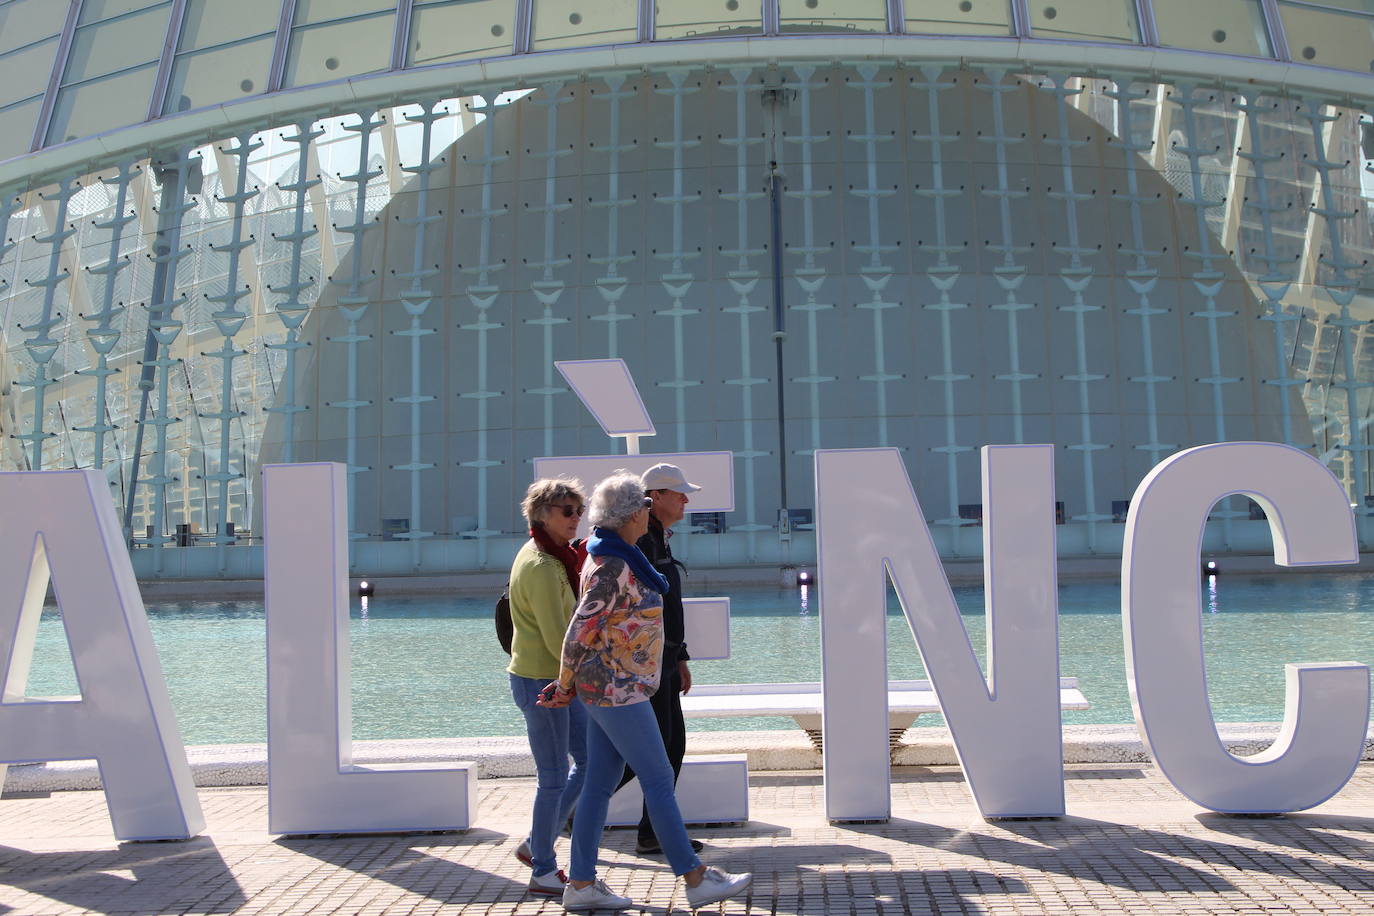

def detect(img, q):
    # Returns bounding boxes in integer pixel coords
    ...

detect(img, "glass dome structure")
[3,0,1374,577]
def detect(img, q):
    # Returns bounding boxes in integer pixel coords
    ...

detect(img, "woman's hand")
[537,681,574,708]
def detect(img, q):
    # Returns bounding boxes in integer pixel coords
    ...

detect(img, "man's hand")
[678,660,692,695]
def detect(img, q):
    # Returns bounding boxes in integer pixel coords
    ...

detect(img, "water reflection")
[799,584,810,615]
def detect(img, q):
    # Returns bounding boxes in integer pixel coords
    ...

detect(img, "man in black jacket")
[618,462,704,855]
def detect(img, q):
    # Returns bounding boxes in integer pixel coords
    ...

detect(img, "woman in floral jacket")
[538,471,750,913]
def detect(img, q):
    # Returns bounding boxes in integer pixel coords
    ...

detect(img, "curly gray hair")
[587,471,648,530]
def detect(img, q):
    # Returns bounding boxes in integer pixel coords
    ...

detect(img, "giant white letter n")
[815,446,1064,821]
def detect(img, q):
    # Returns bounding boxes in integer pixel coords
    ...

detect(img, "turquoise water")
[20,573,1374,745]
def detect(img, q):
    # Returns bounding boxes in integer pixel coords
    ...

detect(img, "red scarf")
[530,524,585,597]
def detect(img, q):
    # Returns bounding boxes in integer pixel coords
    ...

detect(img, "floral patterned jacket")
[556,554,665,707]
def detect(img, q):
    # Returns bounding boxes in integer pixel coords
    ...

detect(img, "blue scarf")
[587,526,670,595]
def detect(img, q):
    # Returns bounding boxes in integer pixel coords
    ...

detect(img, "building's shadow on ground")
[276,828,530,906]
[841,815,1374,896]
[0,837,246,914]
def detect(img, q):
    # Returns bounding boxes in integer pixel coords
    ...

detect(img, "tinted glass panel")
[0,36,58,108]
[778,0,887,33]
[408,0,517,65]
[64,3,170,84]
[164,35,276,113]
[905,0,1013,36]
[655,0,762,39]
[0,0,70,55]
[1028,0,1138,42]
[283,12,395,87]
[1280,2,1374,70]
[1293,0,1374,11]
[178,0,281,50]
[78,0,168,26]
[46,62,157,144]
[1153,0,1272,56]
[294,0,395,25]
[530,0,638,50]
[0,96,40,160]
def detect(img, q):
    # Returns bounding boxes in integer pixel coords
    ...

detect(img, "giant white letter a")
[0,470,204,840]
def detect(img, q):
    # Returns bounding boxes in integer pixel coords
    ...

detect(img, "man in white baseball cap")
[618,462,704,855]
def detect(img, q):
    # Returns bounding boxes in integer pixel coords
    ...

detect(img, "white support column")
[524,81,574,459]
[588,72,637,358]
[979,68,1036,445]
[913,65,972,553]
[850,63,901,447]
[263,119,323,465]
[76,162,140,485]
[1106,78,1175,471]
[458,92,512,564]
[1045,70,1110,552]
[719,67,769,554]
[392,99,445,566]
[1237,95,1308,451]
[330,110,384,542]
[1169,82,1242,547]
[205,134,260,571]
[784,65,835,466]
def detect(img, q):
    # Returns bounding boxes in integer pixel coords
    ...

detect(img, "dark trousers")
[616,654,686,841]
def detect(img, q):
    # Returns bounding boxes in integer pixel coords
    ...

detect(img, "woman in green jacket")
[507,477,589,896]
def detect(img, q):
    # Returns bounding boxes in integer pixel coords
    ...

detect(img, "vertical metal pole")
[769,169,787,513]
[764,85,789,519]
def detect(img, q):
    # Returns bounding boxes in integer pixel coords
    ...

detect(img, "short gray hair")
[587,471,647,530]
[521,477,585,526]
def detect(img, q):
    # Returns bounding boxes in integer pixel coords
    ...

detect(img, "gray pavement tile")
[0,764,1372,914]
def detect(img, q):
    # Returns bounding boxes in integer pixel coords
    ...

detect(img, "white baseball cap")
[640,462,702,494]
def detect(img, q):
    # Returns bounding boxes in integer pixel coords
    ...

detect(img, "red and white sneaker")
[513,839,533,868]
[528,869,568,896]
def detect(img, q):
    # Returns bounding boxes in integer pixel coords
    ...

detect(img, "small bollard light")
[1202,560,1218,578]
[357,580,375,597]
[797,569,814,586]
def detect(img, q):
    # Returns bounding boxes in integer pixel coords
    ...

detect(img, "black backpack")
[495,585,514,655]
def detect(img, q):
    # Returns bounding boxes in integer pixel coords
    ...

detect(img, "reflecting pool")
[21,572,1374,745]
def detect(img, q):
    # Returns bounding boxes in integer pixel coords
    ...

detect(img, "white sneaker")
[685,867,752,909]
[513,839,533,869]
[528,869,567,896]
[562,878,633,911]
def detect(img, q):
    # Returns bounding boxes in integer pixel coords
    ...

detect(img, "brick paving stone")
[0,763,1372,914]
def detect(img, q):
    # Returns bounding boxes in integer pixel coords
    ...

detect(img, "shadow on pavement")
[0,837,246,915]
[276,829,528,906]
[839,815,1374,895]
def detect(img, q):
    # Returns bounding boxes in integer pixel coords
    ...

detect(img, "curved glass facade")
[3,65,1374,574]
[4,0,1374,167]
[2,3,1374,577]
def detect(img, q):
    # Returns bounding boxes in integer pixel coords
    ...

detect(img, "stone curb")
[6,724,1373,793]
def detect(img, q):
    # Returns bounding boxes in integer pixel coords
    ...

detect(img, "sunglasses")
[553,504,585,518]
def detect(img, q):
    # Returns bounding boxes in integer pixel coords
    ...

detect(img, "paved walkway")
[2,763,1373,915]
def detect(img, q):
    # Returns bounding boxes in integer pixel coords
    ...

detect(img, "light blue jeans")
[510,673,588,876]
[570,699,703,881]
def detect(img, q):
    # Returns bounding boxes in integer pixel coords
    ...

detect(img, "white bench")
[681,677,1090,753]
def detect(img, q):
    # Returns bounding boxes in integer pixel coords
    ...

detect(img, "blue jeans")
[571,699,703,881]
[510,673,588,876]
